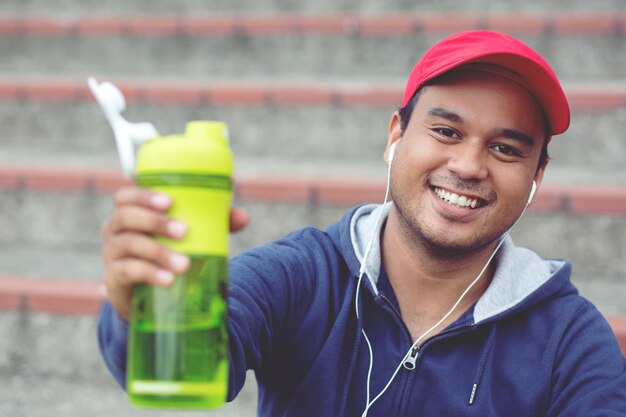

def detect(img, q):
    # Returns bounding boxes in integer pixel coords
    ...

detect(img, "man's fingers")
[109,258,182,288]
[112,187,247,235]
[230,207,250,233]
[102,187,248,321]
[105,258,177,320]
[104,232,190,274]
[105,205,187,239]
[115,186,172,211]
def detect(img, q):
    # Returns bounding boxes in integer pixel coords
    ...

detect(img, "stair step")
[1,275,624,343]
[1,169,625,285]
[0,370,255,417]
[1,166,626,215]
[1,13,624,36]
[1,15,624,81]
[1,78,625,173]
[0,276,103,315]
[0,328,258,416]
[1,144,626,186]
[0,1,624,14]
[3,77,625,108]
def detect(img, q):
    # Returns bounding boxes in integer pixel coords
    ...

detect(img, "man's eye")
[436,128,458,138]
[492,144,521,157]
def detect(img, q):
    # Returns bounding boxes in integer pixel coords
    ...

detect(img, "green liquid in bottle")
[127,256,229,409]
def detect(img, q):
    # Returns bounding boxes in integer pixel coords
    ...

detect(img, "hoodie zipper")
[378,290,477,369]
[403,323,476,370]
[379,289,479,369]
[421,323,476,346]
[404,346,419,370]
[379,292,413,339]
[380,291,477,346]
[378,292,422,370]
[373,291,483,413]
[379,292,404,323]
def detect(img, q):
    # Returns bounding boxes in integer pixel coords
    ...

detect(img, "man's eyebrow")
[496,128,536,147]
[427,107,464,124]
[427,107,538,147]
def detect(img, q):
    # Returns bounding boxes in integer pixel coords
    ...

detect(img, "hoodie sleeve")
[547,303,626,416]
[97,301,129,389]
[226,229,323,400]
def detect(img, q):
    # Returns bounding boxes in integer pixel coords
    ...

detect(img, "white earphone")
[388,141,398,164]
[527,180,537,206]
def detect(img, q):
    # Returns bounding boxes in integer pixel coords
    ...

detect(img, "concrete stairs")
[0,2,625,416]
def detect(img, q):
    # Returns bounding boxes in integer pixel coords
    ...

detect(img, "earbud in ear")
[527,181,537,206]
[389,142,398,164]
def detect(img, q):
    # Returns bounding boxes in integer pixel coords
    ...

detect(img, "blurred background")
[0,1,624,415]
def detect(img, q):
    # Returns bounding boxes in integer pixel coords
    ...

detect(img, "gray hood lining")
[349,204,565,322]
[350,203,391,295]
[473,239,561,323]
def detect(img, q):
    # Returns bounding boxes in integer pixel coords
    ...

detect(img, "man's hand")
[101,186,249,321]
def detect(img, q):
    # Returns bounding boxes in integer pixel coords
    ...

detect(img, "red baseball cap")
[401,30,570,136]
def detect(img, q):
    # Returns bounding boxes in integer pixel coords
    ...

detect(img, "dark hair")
[397,87,550,170]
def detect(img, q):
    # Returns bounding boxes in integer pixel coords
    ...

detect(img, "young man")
[98,31,626,416]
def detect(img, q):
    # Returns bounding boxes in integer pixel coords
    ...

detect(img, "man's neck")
[380,207,498,340]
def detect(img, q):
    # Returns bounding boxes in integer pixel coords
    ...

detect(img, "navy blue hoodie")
[99,204,626,416]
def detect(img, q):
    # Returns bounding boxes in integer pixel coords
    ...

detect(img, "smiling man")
[98,31,626,416]
[381,67,551,342]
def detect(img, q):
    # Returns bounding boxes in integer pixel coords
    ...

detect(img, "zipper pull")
[403,346,419,370]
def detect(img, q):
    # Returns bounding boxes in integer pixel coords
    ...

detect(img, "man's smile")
[432,187,486,210]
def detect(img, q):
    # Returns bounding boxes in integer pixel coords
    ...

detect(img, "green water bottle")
[127,121,232,409]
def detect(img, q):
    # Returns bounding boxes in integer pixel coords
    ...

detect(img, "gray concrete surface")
[1,0,625,13]
[2,34,625,82]
[0,374,255,417]
[0,311,258,417]
[0,1,624,415]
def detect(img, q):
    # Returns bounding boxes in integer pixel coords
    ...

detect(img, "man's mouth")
[433,187,485,209]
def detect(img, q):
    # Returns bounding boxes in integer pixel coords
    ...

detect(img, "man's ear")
[385,112,403,164]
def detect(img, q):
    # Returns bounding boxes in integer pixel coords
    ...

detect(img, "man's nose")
[446,142,488,180]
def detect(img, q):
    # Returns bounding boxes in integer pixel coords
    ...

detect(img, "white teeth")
[434,187,480,209]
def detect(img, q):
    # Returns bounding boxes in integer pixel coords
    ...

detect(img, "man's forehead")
[414,77,547,142]
[422,70,544,112]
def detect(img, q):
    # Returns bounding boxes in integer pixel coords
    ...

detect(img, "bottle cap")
[136,121,233,176]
